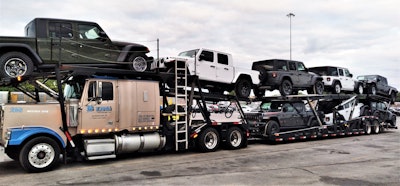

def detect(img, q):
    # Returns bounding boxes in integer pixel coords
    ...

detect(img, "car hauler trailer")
[244,94,397,142]
[0,64,248,172]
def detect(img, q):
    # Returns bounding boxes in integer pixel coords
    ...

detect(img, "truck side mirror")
[349,74,353,78]
[198,54,205,61]
[98,31,108,41]
[96,81,103,104]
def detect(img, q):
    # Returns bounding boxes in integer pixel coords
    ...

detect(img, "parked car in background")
[252,59,324,97]
[309,66,363,94]
[357,75,398,103]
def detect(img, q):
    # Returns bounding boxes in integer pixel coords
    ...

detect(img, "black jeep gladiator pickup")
[0,18,153,78]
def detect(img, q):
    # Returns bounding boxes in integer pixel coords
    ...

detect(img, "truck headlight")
[6,131,11,140]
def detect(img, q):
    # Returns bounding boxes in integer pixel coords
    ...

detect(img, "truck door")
[196,50,217,81]
[287,61,300,85]
[342,68,355,91]
[76,24,119,64]
[295,62,311,87]
[215,53,234,83]
[79,80,118,133]
[37,21,79,64]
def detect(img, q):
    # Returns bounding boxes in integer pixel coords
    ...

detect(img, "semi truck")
[0,65,248,172]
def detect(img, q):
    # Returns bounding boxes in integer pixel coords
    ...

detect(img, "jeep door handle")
[210,65,216,68]
[224,68,229,70]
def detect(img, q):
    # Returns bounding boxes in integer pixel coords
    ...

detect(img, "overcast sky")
[0,0,399,89]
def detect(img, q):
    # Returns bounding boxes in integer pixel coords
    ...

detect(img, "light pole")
[287,13,295,60]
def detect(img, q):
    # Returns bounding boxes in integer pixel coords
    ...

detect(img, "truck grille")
[244,113,262,121]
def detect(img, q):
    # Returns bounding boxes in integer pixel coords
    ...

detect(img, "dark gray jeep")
[252,59,324,97]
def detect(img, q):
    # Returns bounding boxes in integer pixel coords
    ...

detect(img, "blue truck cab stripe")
[8,127,66,147]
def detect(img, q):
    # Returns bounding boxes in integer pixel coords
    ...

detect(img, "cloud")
[0,0,399,89]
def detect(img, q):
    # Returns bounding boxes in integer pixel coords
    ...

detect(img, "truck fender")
[117,45,149,62]
[232,71,260,85]
[7,127,66,148]
[0,43,43,65]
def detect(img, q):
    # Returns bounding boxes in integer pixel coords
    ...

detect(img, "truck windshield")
[178,49,199,58]
[357,75,376,81]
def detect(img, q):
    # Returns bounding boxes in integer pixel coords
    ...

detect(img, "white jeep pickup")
[153,48,260,98]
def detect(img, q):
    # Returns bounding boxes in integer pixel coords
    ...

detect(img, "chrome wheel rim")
[132,57,147,72]
[5,58,28,77]
[28,143,55,168]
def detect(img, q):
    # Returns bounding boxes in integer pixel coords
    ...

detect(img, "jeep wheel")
[356,84,364,94]
[370,84,377,95]
[0,52,34,78]
[235,78,251,98]
[266,120,280,136]
[128,53,148,72]
[313,81,324,95]
[279,79,293,96]
[333,82,341,94]
[390,92,396,104]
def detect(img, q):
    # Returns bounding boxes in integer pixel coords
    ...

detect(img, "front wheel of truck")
[0,52,34,78]
[19,137,61,173]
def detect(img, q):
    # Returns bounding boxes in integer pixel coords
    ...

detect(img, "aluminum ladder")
[174,61,188,151]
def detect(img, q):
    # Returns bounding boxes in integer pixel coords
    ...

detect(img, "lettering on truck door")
[80,80,117,133]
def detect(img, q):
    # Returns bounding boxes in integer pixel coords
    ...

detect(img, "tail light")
[327,77,331,81]
[272,72,277,78]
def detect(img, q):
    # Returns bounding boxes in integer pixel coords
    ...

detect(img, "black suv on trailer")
[244,100,324,137]
[356,75,397,103]
[252,59,324,97]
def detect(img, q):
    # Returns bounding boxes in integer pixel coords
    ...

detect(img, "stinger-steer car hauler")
[0,64,248,173]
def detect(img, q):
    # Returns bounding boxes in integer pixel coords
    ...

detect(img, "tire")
[19,137,61,173]
[390,116,396,127]
[0,52,34,78]
[364,120,372,135]
[356,84,364,94]
[254,88,265,98]
[225,127,244,150]
[225,109,233,118]
[313,81,324,95]
[333,82,341,94]
[128,53,149,72]
[255,66,268,82]
[197,127,220,152]
[235,78,252,98]
[372,119,380,134]
[390,92,396,104]
[310,119,320,127]
[370,84,377,95]
[265,120,280,136]
[279,79,293,96]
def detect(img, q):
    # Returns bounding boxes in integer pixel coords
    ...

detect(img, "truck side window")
[338,69,344,76]
[288,62,296,71]
[217,53,228,65]
[101,82,113,100]
[48,22,73,38]
[200,50,213,62]
[78,24,103,40]
[87,81,113,101]
[297,63,306,71]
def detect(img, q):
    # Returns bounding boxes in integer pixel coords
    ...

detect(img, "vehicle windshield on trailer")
[178,49,199,58]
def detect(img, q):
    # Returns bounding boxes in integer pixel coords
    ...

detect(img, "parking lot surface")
[0,115,398,185]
